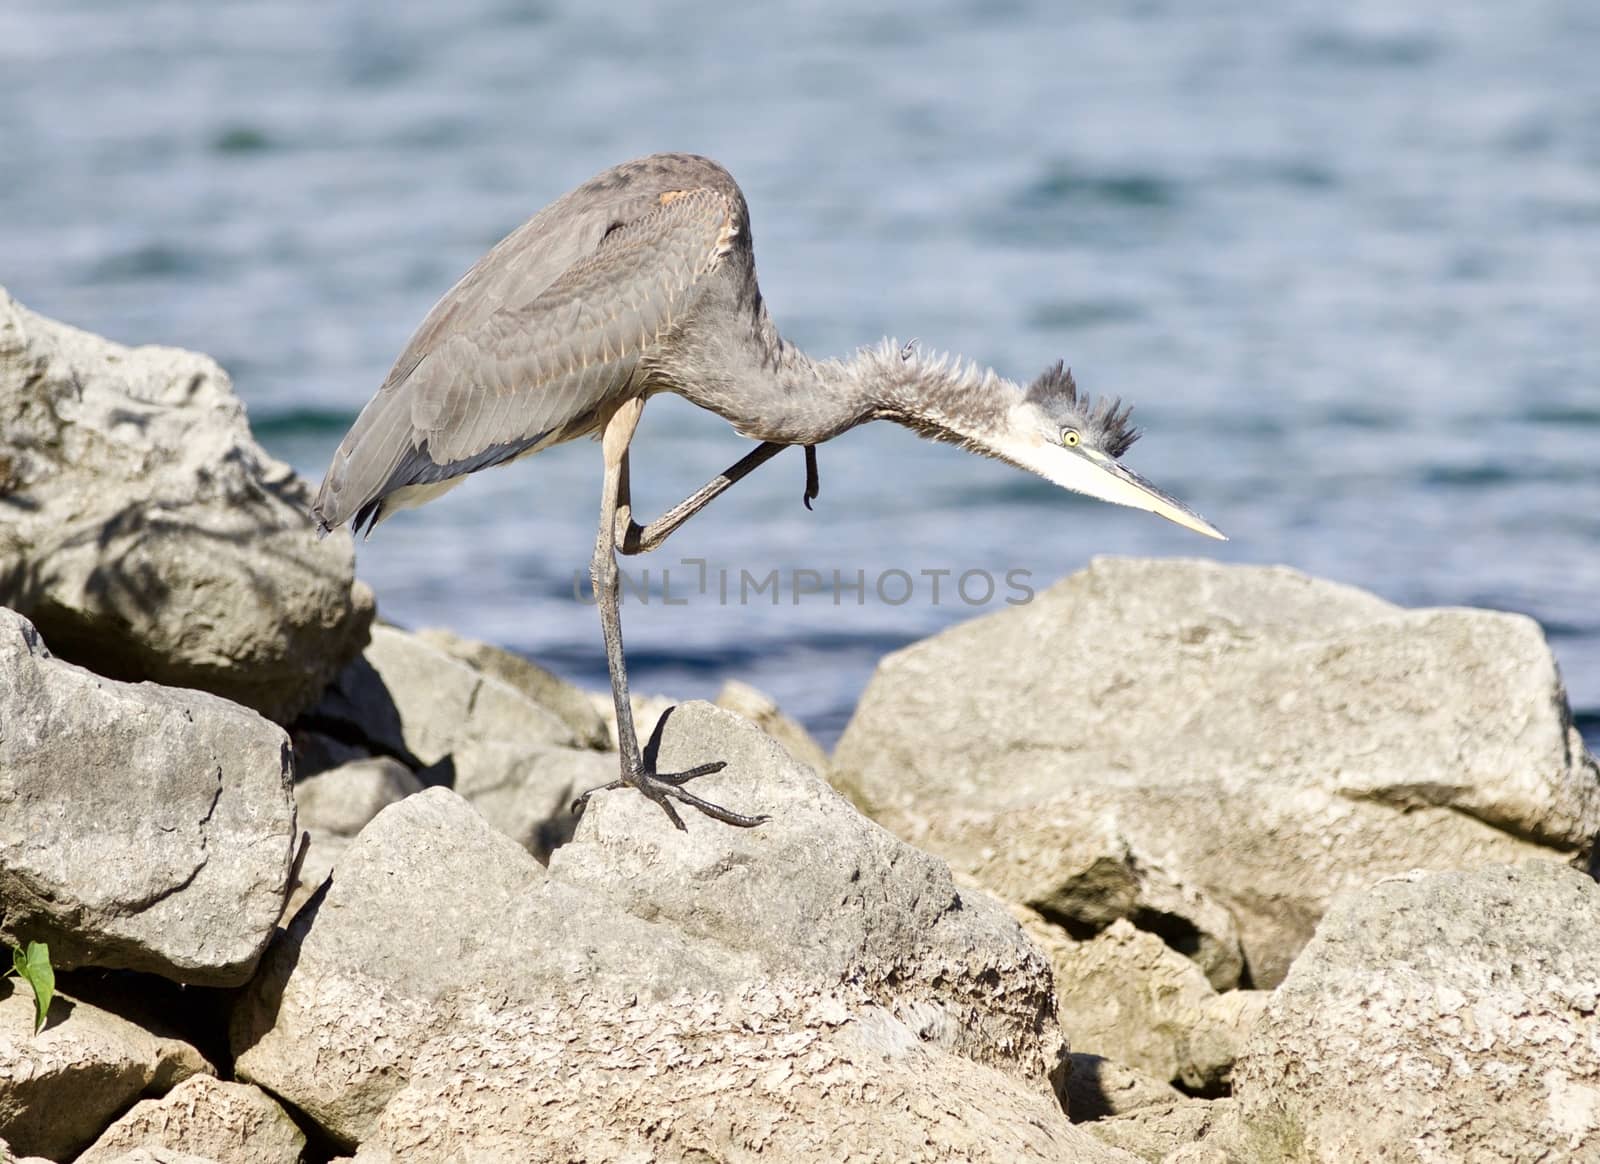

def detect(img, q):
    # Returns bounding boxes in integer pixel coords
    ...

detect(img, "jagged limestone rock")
[0,286,371,721]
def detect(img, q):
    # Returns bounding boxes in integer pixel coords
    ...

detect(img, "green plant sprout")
[6,941,54,1034]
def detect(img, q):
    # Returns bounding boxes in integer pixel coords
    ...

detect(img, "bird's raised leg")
[615,440,815,555]
[574,399,768,830]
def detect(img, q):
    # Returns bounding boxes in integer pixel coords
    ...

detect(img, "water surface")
[4,0,1597,748]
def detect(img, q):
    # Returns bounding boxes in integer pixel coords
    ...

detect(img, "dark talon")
[571,759,766,830]
[803,445,819,511]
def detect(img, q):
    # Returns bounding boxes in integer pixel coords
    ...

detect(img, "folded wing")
[314,186,736,535]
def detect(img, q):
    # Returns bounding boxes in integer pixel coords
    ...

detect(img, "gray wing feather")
[314,183,735,534]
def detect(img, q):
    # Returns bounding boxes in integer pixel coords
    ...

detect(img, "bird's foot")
[572,760,768,831]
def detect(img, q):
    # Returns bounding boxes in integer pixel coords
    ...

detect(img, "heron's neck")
[667,315,1019,450]
[795,341,1020,450]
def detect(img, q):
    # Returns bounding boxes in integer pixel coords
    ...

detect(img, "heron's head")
[995,362,1225,539]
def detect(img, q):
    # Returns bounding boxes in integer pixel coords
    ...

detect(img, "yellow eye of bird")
[1061,428,1080,447]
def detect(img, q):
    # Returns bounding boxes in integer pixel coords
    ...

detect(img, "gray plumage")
[317,156,751,534]
[313,152,1222,829]
[313,153,1178,535]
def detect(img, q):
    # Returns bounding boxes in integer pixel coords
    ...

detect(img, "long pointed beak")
[1090,454,1227,540]
[1013,442,1227,540]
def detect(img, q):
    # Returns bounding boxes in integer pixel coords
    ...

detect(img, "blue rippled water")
[4,0,1598,748]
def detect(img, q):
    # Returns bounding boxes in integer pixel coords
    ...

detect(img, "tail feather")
[350,497,384,540]
[311,387,553,541]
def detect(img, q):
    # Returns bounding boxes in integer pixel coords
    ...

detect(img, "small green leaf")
[12,942,53,1034]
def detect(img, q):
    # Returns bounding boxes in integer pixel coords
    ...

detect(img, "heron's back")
[313,154,752,536]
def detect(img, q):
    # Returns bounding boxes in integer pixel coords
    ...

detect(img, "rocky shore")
[2,285,1597,1162]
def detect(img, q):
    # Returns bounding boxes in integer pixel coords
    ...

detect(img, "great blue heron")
[313,153,1223,830]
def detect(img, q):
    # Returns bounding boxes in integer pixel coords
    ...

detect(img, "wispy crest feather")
[1025,361,1140,458]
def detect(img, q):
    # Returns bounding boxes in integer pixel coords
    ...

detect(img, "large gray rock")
[711,678,831,775]
[309,623,619,856]
[288,756,422,919]
[459,745,618,861]
[1083,1099,1240,1164]
[295,756,422,838]
[413,626,611,750]
[311,624,579,775]
[834,558,1600,985]
[75,1077,304,1164]
[1175,988,1270,1096]
[0,989,210,1161]
[350,1027,1127,1164]
[0,609,296,984]
[1021,913,1258,1091]
[1064,1055,1185,1122]
[233,704,1133,1161]
[1233,862,1600,1162]
[316,626,833,860]
[0,286,372,722]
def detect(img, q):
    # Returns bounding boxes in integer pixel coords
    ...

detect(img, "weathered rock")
[0,1141,53,1164]
[75,1076,303,1164]
[414,626,610,750]
[233,704,1131,1161]
[915,795,1240,991]
[460,745,618,861]
[547,707,1059,1084]
[1160,1146,1231,1164]
[1037,917,1217,1086]
[0,286,371,722]
[1005,829,1244,993]
[1176,989,1269,1095]
[347,1024,1136,1164]
[308,624,625,854]
[1019,906,1264,1096]
[0,610,297,984]
[1233,862,1600,1161]
[1083,1099,1240,1164]
[1066,1054,1185,1121]
[834,558,1600,985]
[285,830,348,924]
[287,756,420,918]
[0,989,210,1161]
[295,756,421,837]
[310,624,577,774]
[712,679,830,774]
[588,680,830,775]
[289,727,385,780]
[311,627,836,860]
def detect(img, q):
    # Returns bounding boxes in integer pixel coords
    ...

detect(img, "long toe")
[575,760,763,829]
[651,760,727,787]
[571,776,628,816]
[656,778,768,828]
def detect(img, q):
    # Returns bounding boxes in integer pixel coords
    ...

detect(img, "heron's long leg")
[615,441,816,555]
[577,399,767,831]
[590,399,645,775]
